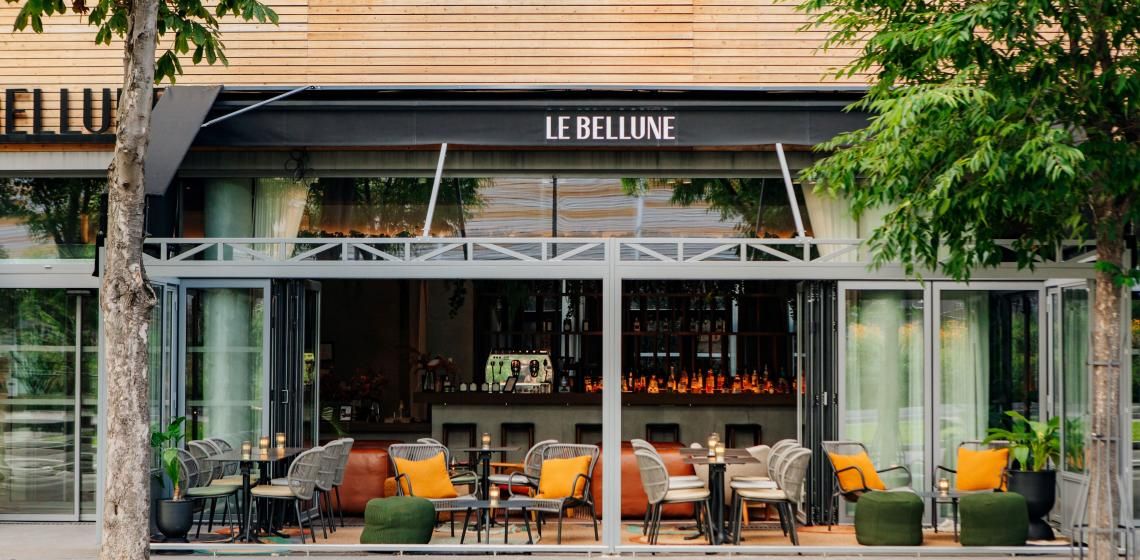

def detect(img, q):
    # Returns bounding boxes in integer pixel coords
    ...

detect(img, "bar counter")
[417,391,797,452]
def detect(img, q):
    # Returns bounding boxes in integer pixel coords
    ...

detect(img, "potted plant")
[985,410,1061,540]
[151,417,194,542]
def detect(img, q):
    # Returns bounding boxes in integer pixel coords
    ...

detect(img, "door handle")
[281,389,289,404]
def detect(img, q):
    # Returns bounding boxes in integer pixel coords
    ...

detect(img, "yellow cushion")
[536,455,591,499]
[394,453,458,499]
[955,447,1009,491]
[827,451,886,492]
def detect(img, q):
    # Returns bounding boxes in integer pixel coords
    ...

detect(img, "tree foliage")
[8,0,277,83]
[796,0,1140,281]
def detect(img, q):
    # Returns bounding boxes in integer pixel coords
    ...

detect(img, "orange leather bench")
[589,441,697,519]
[336,439,398,515]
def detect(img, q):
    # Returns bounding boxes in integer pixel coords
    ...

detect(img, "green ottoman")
[960,492,1028,546]
[361,496,436,544]
[855,491,924,546]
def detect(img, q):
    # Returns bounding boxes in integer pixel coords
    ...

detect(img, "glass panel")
[185,287,265,445]
[1130,291,1139,518]
[0,178,103,259]
[1062,287,1089,473]
[78,294,98,515]
[0,289,76,515]
[302,290,319,447]
[843,289,926,495]
[147,288,166,438]
[937,290,1038,475]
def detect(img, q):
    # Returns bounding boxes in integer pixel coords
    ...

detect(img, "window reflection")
[0,178,103,259]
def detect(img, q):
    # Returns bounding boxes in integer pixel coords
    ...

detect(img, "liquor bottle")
[633,317,641,332]
[732,376,743,394]
[716,371,726,393]
[648,376,659,394]
[704,369,716,395]
[678,370,690,394]
[691,370,702,392]
[741,371,752,393]
[585,377,594,393]
[777,377,789,394]
[667,368,677,392]
[751,370,761,394]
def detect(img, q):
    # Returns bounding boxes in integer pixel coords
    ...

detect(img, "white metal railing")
[141,236,1097,267]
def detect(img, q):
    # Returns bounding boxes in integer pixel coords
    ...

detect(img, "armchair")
[935,440,1010,492]
[510,443,600,544]
[822,440,914,530]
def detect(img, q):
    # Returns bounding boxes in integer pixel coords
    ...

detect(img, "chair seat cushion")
[731,479,778,490]
[668,478,705,490]
[251,485,294,498]
[187,485,238,498]
[854,491,923,546]
[212,475,248,487]
[960,492,1027,546]
[361,497,436,544]
[737,488,787,500]
[732,475,771,483]
[663,487,710,502]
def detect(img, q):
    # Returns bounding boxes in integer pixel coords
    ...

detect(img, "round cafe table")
[681,451,759,545]
[454,446,520,531]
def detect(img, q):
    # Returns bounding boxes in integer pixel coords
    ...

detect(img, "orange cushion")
[536,455,591,499]
[394,453,458,499]
[955,447,1009,491]
[827,451,886,492]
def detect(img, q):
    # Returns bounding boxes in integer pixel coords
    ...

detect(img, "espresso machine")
[484,350,553,393]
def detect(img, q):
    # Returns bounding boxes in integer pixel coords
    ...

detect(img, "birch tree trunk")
[98,0,159,557]
[1088,200,1124,560]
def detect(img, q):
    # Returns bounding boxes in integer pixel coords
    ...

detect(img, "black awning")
[191,88,868,149]
[144,85,221,195]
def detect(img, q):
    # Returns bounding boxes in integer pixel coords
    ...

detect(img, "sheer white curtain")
[938,292,990,471]
[253,178,311,259]
[802,188,890,261]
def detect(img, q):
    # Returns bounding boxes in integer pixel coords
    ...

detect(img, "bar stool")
[645,423,681,443]
[499,422,535,462]
[442,423,477,466]
[726,423,763,447]
[575,423,602,444]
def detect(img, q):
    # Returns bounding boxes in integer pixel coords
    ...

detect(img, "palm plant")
[984,411,1060,472]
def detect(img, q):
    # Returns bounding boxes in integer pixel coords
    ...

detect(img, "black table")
[458,498,540,544]
[679,447,753,458]
[453,446,520,534]
[916,490,970,542]
[682,453,759,545]
[209,447,305,543]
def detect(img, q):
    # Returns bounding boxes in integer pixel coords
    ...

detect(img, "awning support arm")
[200,85,317,128]
[422,143,449,237]
[776,142,807,238]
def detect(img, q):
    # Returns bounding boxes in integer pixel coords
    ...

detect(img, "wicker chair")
[487,438,557,492]
[515,443,600,544]
[631,438,705,535]
[389,442,476,536]
[313,440,343,538]
[248,447,324,544]
[821,440,914,530]
[177,448,240,539]
[331,437,354,527]
[730,447,811,545]
[634,449,714,545]
[935,440,1011,491]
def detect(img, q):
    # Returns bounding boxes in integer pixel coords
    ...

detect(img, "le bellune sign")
[544,113,677,142]
[0,87,116,141]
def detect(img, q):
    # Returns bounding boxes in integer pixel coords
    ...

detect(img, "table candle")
[259,436,270,452]
[707,434,717,457]
[481,432,491,449]
[937,477,950,496]
[715,443,726,462]
[488,485,500,505]
[275,432,286,448]
[241,440,252,460]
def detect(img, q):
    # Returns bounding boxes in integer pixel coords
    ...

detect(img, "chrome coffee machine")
[484,350,553,393]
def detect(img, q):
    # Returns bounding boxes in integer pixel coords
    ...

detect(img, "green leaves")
[984,411,1061,471]
[795,0,1140,283]
[7,0,277,84]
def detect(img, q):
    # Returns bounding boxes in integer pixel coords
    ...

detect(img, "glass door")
[837,283,930,518]
[1047,283,1090,529]
[181,281,270,446]
[268,280,320,448]
[0,288,98,520]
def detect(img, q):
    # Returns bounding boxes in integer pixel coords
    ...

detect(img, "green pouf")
[855,491,924,546]
[361,496,436,544]
[960,492,1028,546]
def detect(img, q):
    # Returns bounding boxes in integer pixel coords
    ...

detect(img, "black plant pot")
[155,499,194,543]
[1008,470,1056,541]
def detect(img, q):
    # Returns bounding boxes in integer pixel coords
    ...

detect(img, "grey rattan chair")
[248,446,324,544]
[634,449,714,545]
[178,448,240,539]
[389,442,476,536]
[487,438,556,492]
[331,437,354,527]
[631,439,705,535]
[516,443,600,544]
[730,447,811,545]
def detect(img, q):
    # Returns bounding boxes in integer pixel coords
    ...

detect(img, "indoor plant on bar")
[151,417,193,542]
[985,411,1061,540]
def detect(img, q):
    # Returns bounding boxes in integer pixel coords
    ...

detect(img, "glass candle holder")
[707,435,717,457]
[259,436,270,452]
[715,443,726,462]
[488,485,501,505]
[937,477,950,496]
[241,440,252,460]
[275,432,286,449]
[482,432,491,449]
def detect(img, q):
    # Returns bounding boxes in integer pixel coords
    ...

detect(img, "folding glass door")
[181,281,270,446]
[0,288,98,520]
[1048,284,1089,528]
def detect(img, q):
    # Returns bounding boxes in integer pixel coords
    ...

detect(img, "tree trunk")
[98,0,159,557]
[1088,200,1124,560]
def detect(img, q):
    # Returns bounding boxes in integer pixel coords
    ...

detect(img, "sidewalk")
[0,523,96,560]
